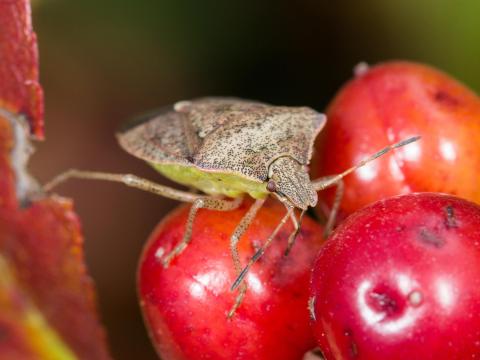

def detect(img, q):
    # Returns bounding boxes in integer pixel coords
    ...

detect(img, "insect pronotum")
[44,97,419,317]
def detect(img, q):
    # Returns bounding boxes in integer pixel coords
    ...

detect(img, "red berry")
[313,61,480,218]
[310,193,480,360]
[139,199,324,360]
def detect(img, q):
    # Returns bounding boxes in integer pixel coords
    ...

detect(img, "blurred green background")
[30,1,480,358]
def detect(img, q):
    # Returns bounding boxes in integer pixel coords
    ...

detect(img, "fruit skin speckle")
[310,193,480,360]
[139,199,325,360]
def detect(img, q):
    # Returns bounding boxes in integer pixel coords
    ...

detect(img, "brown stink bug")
[45,97,419,316]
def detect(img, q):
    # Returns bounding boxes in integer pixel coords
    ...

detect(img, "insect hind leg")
[44,169,203,203]
[229,203,296,319]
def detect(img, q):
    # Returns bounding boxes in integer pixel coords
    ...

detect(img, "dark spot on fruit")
[369,291,398,316]
[434,90,460,107]
[291,290,303,299]
[186,155,194,163]
[298,227,312,239]
[444,205,458,229]
[344,329,359,358]
[286,323,296,332]
[417,227,446,248]
[395,225,406,232]
[277,230,290,242]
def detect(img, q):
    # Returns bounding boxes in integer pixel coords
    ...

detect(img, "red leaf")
[0,0,44,139]
[0,197,112,359]
[0,1,112,359]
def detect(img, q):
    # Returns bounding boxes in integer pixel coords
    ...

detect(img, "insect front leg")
[229,203,296,318]
[271,194,306,255]
[311,177,344,237]
[227,198,266,318]
[161,196,243,267]
[231,204,294,292]
[284,209,306,255]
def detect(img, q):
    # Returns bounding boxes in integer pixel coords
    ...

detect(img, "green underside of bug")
[151,163,269,199]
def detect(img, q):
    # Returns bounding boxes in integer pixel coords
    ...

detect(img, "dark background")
[30,1,480,358]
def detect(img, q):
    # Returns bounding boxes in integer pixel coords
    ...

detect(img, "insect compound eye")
[266,180,277,192]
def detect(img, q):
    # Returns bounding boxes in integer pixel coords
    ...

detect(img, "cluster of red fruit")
[138,62,480,359]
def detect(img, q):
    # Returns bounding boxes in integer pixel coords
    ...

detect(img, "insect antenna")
[312,136,420,191]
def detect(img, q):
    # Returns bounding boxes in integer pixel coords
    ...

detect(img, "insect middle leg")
[161,196,243,267]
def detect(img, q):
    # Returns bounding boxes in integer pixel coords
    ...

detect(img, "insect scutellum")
[44,97,420,318]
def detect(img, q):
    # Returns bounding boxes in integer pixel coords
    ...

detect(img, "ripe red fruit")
[139,199,324,360]
[310,193,480,360]
[313,61,480,218]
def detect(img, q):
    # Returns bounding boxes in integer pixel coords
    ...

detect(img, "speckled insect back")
[44,97,420,317]
[117,98,325,208]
